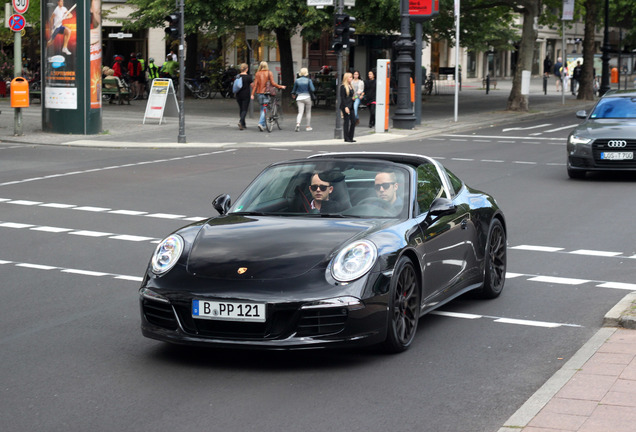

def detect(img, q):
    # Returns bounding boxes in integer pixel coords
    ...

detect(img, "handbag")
[265,72,277,96]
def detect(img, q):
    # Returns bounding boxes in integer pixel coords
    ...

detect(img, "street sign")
[307,0,333,6]
[12,0,29,14]
[8,13,25,32]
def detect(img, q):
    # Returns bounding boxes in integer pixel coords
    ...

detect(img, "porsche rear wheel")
[479,219,506,299]
[383,257,420,353]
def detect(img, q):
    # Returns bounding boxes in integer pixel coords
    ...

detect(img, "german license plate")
[192,300,266,322]
[601,152,633,160]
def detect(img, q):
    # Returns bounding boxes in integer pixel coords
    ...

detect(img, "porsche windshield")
[590,97,636,119]
[231,160,413,219]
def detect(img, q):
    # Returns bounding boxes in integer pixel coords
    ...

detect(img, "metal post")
[599,0,611,96]
[453,0,460,122]
[177,0,186,143]
[333,0,343,139]
[414,22,422,126]
[14,25,22,136]
[561,20,565,105]
[392,0,416,129]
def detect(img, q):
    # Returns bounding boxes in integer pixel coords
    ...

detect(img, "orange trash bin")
[10,77,30,108]
[611,67,619,84]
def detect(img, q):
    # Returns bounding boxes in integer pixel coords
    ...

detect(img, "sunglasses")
[374,182,395,191]
[310,184,330,192]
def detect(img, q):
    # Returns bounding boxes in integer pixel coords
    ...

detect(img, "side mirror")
[212,194,231,215]
[427,197,457,219]
[576,110,588,119]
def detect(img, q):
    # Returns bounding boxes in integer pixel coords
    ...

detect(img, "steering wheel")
[357,197,392,210]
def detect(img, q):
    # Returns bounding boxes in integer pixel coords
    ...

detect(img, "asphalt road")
[1,112,634,432]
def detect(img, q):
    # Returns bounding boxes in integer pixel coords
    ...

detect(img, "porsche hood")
[186,215,374,280]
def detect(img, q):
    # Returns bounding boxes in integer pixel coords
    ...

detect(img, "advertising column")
[41,0,102,134]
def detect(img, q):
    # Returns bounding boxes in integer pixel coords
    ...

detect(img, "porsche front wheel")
[383,257,420,353]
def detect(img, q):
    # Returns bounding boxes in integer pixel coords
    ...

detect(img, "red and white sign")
[409,0,439,17]
[12,0,29,15]
[8,13,26,32]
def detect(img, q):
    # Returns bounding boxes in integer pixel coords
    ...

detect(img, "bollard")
[543,74,548,95]
[486,75,490,94]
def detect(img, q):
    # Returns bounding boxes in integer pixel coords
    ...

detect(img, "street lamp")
[392,0,416,129]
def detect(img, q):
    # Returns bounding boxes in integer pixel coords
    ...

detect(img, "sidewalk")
[0,76,597,148]
[499,292,636,432]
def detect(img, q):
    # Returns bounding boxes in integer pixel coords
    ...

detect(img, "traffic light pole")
[177,0,186,143]
[333,0,344,140]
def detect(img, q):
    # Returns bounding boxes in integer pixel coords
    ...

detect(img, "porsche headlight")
[151,235,184,275]
[569,135,592,145]
[331,240,377,282]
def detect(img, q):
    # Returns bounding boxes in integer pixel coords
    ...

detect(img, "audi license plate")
[601,152,633,160]
[192,299,266,322]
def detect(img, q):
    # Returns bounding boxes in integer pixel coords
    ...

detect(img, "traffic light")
[332,13,356,51]
[165,13,180,39]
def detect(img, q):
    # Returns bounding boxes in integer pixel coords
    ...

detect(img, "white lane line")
[482,159,505,163]
[513,161,537,165]
[145,213,187,219]
[8,200,42,206]
[570,249,622,257]
[512,245,564,252]
[108,209,148,216]
[431,311,581,328]
[30,226,74,233]
[528,276,589,285]
[73,206,111,212]
[5,259,142,281]
[0,222,35,229]
[444,134,563,142]
[0,149,237,187]
[39,203,76,208]
[597,282,636,290]
[545,124,579,133]
[502,124,552,132]
[109,234,156,242]
[451,158,475,161]
[69,230,113,238]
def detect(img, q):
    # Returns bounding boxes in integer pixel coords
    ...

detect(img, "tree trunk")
[578,0,597,100]
[275,28,294,108]
[507,2,539,111]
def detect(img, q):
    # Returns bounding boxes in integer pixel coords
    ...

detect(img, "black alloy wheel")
[479,219,507,299]
[383,256,420,353]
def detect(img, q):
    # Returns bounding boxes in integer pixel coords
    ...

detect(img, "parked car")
[567,90,636,179]
[139,152,507,353]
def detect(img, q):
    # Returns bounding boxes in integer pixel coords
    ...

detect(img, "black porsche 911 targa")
[140,152,507,353]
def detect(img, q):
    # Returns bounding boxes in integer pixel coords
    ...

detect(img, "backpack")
[232,74,243,94]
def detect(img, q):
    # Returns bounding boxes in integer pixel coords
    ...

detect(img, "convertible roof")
[307,152,437,167]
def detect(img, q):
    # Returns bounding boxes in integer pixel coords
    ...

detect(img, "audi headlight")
[151,235,184,275]
[331,240,377,282]
[569,135,592,145]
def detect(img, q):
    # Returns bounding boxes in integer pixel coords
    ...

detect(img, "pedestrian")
[128,52,144,98]
[351,70,365,125]
[364,70,376,128]
[340,72,356,143]
[291,68,316,132]
[112,54,124,78]
[562,63,570,94]
[235,63,253,130]
[250,61,286,132]
[543,55,552,76]
[553,57,563,92]
[572,61,582,95]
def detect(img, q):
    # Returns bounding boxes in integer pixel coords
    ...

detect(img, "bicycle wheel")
[196,82,211,99]
[274,102,283,130]
[266,105,274,132]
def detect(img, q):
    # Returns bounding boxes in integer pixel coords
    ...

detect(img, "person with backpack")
[291,68,316,132]
[553,57,563,92]
[235,63,253,130]
[147,57,160,82]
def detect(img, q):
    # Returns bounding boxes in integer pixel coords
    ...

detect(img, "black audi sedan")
[567,90,636,179]
[140,152,507,353]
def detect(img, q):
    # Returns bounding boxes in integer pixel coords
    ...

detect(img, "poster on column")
[90,0,102,109]
[44,0,78,109]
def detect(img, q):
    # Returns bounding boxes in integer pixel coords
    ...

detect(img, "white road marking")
[571,249,622,257]
[545,124,579,133]
[502,124,552,132]
[40,203,76,208]
[109,234,155,242]
[108,210,148,216]
[145,213,187,219]
[512,245,564,252]
[8,200,42,206]
[528,276,589,285]
[444,134,563,142]
[432,311,581,328]
[493,318,563,328]
[73,206,111,212]
[69,230,113,238]
[5,259,142,281]
[0,149,237,187]
[30,226,73,233]
[431,311,481,320]
[0,222,35,229]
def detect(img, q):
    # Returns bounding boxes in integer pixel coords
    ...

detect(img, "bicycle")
[263,93,283,132]
[424,74,435,96]
[184,75,211,99]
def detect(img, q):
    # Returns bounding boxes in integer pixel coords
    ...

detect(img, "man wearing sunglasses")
[308,173,333,211]
[375,171,402,210]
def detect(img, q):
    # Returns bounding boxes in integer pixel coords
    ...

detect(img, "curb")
[603,291,636,329]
